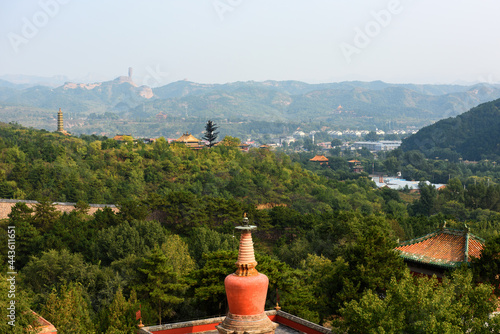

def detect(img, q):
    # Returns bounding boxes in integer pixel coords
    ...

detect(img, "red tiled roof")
[309,155,329,162]
[395,229,485,268]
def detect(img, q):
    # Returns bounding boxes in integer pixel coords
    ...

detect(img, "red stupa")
[216,215,278,334]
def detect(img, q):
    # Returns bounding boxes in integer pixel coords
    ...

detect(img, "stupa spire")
[234,214,258,276]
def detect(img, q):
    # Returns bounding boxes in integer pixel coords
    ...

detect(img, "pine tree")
[32,198,60,232]
[203,120,219,148]
[42,283,96,334]
[103,287,138,334]
[135,247,189,325]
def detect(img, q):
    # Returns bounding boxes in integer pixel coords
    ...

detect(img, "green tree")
[100,287,139,334]
[117,199,150,221]
[330,138,343,147]
[32,198,60,232]
[472,234,500,295]
[203,120,219,148]
[22,249,121,311]
[74,200,91,215]
[409,182,438,216]
[338,269,500,333]
[275,237,312,268]
[303,137,316,152]
[151,191,201,234]
[442,177,465,203]
[220,136,241,147]
[297,254,335,321]
[92,220,168,265]
[41,282,96,334]
[187,227,237,266]
[257,253,320,323]
[4,202,41,268]
[22,249,91,296]
[161,234,196,277]
[318,219,406,313]
[190,250,237,315]
[135,247,189,325]
[383,156,401,175]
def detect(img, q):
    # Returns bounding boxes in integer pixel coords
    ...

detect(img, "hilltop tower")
[216,215,278,334]
[57,108,64,132]
[56,108,70,135]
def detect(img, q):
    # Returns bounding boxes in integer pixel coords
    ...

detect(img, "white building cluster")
[353,140,402,152]
[372,177,445,191]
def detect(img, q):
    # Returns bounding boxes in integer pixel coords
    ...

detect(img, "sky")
[1,0,499,87]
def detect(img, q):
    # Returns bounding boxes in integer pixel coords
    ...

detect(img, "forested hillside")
[0,122,377,210]
[401,97,500,161]
[1,123,500,333]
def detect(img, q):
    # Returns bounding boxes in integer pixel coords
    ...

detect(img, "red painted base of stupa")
[224,273,269,315]
[217,273,278,334]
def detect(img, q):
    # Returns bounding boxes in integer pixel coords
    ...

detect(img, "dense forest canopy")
[1,122,500,333]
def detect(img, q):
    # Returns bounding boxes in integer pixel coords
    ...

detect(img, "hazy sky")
[1,0,499,86]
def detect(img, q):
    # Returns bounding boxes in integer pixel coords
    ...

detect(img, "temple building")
[309,155,329,165]
[138,215,330,334]
[238,143,250,152]
[175,132,205,149]
[394,225,484,278]
[347,160,363,173]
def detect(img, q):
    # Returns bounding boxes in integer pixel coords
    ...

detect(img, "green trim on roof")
[397,251,471,269]
[395,227,484,270]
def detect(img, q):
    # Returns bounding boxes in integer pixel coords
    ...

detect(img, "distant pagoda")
[56,108,70,135]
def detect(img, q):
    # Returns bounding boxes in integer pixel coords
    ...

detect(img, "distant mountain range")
[0,76,152,113]
[1,76,500,137]
[401,98,500,161]
[0,74,70,88]
[147,80,500,126]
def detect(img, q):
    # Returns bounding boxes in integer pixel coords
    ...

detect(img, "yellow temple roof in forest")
[176,133,200,143]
